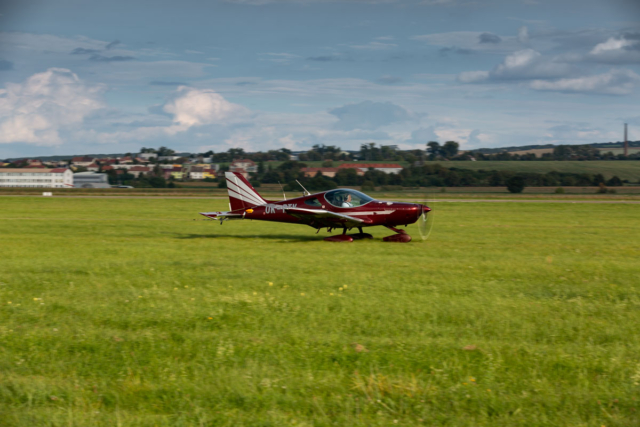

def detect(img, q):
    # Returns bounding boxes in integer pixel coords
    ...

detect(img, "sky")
[1,0,639,158]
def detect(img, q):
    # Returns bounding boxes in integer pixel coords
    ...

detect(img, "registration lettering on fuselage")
[265,203,298,214]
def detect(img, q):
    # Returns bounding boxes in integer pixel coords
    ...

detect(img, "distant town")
[1,140,638,190]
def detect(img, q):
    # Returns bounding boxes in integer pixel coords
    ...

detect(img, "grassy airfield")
[0,197,639,426]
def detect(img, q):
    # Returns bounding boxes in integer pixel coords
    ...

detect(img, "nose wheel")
[382,226,412,243]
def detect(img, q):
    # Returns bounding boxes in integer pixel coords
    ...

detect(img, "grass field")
[1,197,639,426]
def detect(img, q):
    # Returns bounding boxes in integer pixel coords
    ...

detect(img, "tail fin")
[225,172,267,210]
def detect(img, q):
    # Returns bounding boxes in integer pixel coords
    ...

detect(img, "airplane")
[200,171,433,242]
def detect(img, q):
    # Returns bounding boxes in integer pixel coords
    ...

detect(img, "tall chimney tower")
[624,123,628,157]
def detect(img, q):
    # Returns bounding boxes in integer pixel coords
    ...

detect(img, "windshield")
[324,189,374,208]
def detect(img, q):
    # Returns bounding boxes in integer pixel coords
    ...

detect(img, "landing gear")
[382,225,412,243]
[350,226,373,240]
[324,227,354,242]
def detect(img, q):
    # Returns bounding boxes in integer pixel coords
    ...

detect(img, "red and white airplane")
[200,172,432,242]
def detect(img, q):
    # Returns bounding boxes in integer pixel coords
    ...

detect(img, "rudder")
[225,172,267,210]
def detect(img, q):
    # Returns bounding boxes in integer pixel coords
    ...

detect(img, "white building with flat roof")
[73,172,111,188]
[0,168,73,188]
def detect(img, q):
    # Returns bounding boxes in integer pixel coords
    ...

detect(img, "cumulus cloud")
[587,33,640,64]
[163,86,250,129]
[0,68,105,145]
[530,69,640,95]
[458,49,574,83]
[329,101,413,130]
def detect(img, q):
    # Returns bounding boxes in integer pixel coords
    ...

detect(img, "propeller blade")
[418,193,435,241]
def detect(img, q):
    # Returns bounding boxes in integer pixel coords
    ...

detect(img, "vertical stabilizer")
[225,172,267,210]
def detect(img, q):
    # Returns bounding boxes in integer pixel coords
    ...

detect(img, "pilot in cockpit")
[341,194,353,208]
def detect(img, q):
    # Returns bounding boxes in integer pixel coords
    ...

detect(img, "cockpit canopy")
[324,189,374,208]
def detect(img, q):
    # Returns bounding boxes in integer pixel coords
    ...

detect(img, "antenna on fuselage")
[296,180,311,196]
[277,181,287,200]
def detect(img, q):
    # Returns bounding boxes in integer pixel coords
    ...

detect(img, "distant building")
[189,166,204,180]
[338,163,403,174]
[230,167,248,179]
[203,168,217,179]
[0,168,73,188]
[71,156,96,167]
[138,152,158,160]
[158,155,183,162]
[162,167,183,180]
[230,159,257,174]
[128,166,152,178]
[86,163,100,172]
[301,167,340,178]
[73,172,111,188]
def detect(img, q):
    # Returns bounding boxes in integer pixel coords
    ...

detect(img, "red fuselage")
[220,191,427,230]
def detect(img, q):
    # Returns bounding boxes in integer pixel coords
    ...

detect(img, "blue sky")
[1,0,639,157]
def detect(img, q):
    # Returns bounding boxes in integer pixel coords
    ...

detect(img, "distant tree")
[488,171,504,186]
[592,173,606,186]
[606,175,623,186]
[506,176,526,193]
[147,176,167,188]
[156,146,175,157]
[227,148,245,160]
[257,160,265,174]
[442,141,459,158]
[305,150,322,161]
[427,141,440,160]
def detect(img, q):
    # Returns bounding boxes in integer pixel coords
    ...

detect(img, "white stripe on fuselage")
[348,210,394,216]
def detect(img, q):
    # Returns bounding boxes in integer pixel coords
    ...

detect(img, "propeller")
[417,194,435,241]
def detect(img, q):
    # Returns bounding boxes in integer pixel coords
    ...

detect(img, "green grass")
[424,160,640,181]
[1,197,639,426]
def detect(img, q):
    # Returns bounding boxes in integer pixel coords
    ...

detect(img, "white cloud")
[0,68,105,145]
[530,69,640,95]
[458,49,574,83]
[163,86,251,129]
[587,35,640,64]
